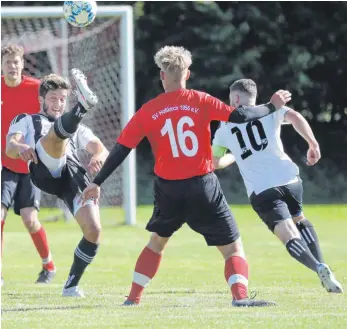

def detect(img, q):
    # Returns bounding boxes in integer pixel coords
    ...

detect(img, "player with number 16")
[82,46,291,307]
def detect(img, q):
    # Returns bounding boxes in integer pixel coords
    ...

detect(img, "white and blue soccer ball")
[63,1,97,27]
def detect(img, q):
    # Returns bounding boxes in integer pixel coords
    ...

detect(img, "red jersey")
[118,89,236,180]
[1,75,41,174]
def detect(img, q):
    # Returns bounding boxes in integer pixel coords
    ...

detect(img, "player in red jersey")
[82,46,291,307]
[1,45,56,285]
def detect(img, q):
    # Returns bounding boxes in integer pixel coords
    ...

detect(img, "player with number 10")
[82,46,291,307]
[212,79,343,293]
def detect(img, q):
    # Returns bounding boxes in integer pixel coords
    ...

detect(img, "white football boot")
[317,263,343,293]
[62,286,85,297]
[71,68,98,110]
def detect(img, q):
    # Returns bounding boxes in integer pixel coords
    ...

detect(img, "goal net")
[1,6,136,224]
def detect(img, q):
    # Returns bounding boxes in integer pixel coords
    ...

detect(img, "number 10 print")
[231,120,268,160]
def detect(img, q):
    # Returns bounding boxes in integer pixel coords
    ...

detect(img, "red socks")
[30,226,55,271]
[126,249,248,304]
[224,256,249,300]
[1,219,4,258]
[127,247,162,304]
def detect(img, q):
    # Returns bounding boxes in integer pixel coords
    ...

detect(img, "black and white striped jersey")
[7,113,98,165]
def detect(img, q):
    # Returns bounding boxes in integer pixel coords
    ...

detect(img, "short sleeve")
[117,110,145,149]
[7,114,29,138]
[213,123,230,149]
[274,106,290,125]
[203,93,235,122]
[76,125,99,150]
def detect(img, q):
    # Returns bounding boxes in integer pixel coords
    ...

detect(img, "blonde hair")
[39,74,71,98]
[154,46,192,75]
[1,44,24,62]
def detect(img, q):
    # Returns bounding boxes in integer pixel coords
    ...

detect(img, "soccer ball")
[63,1,97,27]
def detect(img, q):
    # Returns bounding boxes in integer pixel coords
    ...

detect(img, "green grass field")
[1,205,347,329]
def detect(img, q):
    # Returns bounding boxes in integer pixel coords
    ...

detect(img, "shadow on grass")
[146,289,226,295]
[2,304,103,313]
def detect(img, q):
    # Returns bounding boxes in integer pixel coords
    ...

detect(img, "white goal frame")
[1,5,137,225]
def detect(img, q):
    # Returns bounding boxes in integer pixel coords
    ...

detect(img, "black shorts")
[250,179,303,232]
[146,172,240,246]
[29,156,90,215]
[1,166,41,216]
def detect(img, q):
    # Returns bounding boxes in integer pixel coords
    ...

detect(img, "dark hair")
[229,79,257,98]
[39,74,71,98]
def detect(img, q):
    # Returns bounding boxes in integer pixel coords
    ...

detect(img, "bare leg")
[1,204,7,221]
[20,207,41,233]
[274,218,301,244]
[75,204,101,244]
[217,237,246,260]
[39,128,69,159]
[274,219,318,272]
[293,213,324,263]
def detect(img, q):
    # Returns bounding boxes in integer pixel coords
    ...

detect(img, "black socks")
[54,102,87,140]
[64,237,99,289]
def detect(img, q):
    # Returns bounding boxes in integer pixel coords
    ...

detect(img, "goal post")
[1,5,137,225]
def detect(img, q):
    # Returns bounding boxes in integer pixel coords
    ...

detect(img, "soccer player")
[82,46,292,307]
[212,79,343,293]
[6,70,109,297]
[1,45,56,285]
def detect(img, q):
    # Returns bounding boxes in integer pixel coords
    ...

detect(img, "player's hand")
[270,90,292,110]
[306,144,321,166]
[18,144,38,164]
[88,157,104,175]
[81,183,100,205]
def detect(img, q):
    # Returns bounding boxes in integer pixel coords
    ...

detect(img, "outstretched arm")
[82,108,145,203]
[81,143,131,203]
[284,108,321,166]
[5,114,37,163]
[228,103,276,123]
[93,143,131,186]
[206,90,292,123]
[6,133,25,159]
[86,139,109,175]
[6,133,38,164]
[228,90,292,123]
[284,109,318,146]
